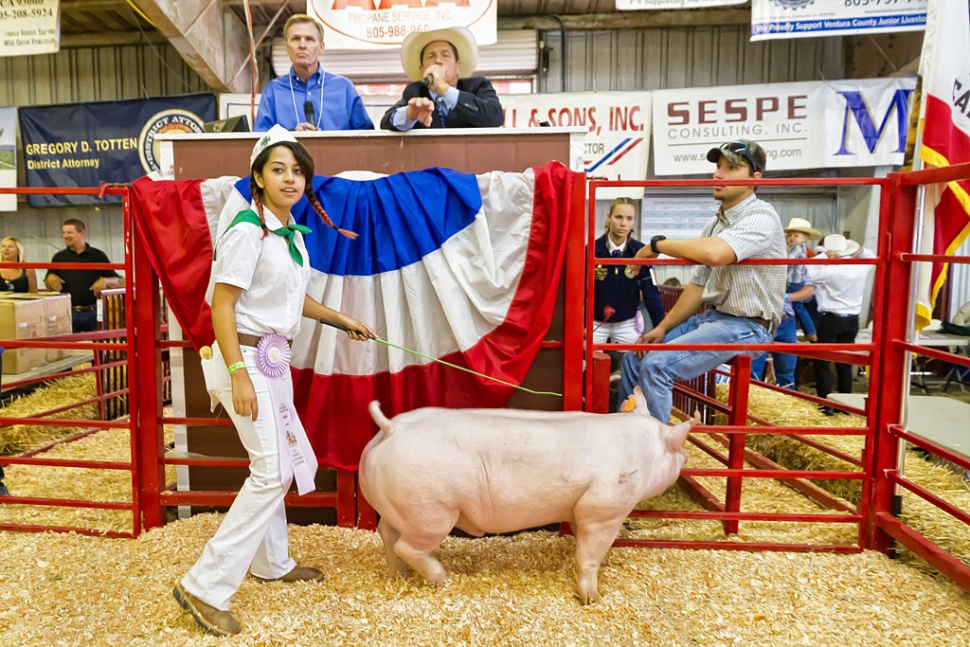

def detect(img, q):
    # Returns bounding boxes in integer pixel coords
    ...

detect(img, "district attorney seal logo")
[138,109,205,173]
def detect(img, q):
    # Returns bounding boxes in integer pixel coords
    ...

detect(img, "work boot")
[173,582,241,636]
[252,565,325,583]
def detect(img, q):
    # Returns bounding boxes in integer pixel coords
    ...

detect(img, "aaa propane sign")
[502,92,651,197]
[309,0,497,50]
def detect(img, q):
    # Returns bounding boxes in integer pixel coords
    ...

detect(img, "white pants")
[593,317,639,344]
[181,342,297,611]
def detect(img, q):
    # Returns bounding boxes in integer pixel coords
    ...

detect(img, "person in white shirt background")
[797,234,876,414]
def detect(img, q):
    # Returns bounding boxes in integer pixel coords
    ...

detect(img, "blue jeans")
[787,281,816,337]
[751,315,797,389]
[72,309,97,333]
[618,310,772,422]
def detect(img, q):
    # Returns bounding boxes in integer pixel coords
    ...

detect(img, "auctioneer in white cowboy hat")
[783,217,822,241]
[400,26,478,82]
[821,233,861,257]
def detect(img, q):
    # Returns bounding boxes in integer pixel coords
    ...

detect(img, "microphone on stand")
[303,100,315,126]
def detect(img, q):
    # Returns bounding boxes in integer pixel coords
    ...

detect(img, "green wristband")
[227,361,247,375]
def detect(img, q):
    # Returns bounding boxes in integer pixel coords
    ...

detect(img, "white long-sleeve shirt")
[806,248,876,316]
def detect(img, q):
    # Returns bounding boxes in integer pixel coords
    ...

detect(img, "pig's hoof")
[577,588,602,605]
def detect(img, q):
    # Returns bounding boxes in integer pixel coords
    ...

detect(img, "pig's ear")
[632,386,649,414]
[663,418,694,454]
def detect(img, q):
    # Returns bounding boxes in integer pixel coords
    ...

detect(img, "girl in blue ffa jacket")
[593,197,665,344]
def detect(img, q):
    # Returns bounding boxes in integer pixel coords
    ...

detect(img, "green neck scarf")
[218,209,312,266]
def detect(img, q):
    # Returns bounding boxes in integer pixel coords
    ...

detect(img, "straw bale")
[2,516,970,647]
[713,384,970,575]
[626,441,856,547]
[0,423,177,534]
[0,373,100,454]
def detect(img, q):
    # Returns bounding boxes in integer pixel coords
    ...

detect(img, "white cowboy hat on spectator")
[783,217,822,241]
[822,233,861,257]
[400,27,478,82]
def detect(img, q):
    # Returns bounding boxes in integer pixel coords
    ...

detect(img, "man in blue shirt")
[255,14,373,132]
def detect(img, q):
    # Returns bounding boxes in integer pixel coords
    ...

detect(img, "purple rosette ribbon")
[255,333,291,378]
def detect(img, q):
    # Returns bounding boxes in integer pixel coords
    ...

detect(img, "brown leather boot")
[252,565,325,583]
[173,582,241,637]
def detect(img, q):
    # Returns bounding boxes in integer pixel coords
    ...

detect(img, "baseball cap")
[706,140,767,174]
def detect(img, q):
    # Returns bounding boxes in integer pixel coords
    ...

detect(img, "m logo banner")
[652,78,916,176]
[19,94,215,207]
[309,0,497,50]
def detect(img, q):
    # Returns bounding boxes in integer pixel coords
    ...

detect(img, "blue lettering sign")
[835,89,913,156]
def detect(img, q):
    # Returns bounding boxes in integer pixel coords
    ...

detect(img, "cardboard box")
[0,295,47,374]
[41,294,72,362]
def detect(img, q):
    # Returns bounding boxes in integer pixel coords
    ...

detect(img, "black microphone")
[423,73,434,86]
[303,100,315,126]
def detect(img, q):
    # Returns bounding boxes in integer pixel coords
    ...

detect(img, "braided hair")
[250,141,357,240]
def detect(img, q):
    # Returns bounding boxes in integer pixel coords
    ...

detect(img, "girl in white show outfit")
[173,125,375,637]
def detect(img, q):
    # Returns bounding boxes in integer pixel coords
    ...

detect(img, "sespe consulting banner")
[19,94,215,207]
[502,91,651,199]
[651,77,916,175]
[751,0,926,41]
[308,0,497,50]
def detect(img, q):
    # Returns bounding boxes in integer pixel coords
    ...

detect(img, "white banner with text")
[616,0,744,10]
[651,77,916,175]
[751,0,926,41]
[0,0,59,57]
[502,91,651,198]
[0,108,16,212]
[308,0,497,50]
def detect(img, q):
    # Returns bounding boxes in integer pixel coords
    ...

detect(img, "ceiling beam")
[135,0,252,93]
[60,0,129,10]
[61,31,168,48]
[498,9,750,31]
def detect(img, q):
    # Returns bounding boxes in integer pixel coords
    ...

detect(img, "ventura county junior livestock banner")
[502,92,651,199]
[651,78,916,176]
[0,108,16,212]
[0,0,59,57]
[308,0,497,50]
[19,94,215,207]
[617,0,744,10]
[751,0,926,41]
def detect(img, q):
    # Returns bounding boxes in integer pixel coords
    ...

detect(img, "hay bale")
[626,441,856,547]
[0,373,100,455]
[0,420,177,534]
[712,383,868,502]
[713,384,970,575]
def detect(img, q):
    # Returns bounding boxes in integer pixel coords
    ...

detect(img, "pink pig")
[359,386,697,604]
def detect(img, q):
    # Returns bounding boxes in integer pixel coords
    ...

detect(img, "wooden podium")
[156,128,586,524]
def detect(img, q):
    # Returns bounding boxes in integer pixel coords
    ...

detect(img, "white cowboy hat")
[400,27,478,82]
[783,217,822,241]
[250,124,298,168]
[822,233,861,257]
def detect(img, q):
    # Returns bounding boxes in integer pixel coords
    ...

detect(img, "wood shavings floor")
[2,516,969,647]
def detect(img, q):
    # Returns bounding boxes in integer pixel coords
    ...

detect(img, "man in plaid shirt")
[618,139,786,422]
